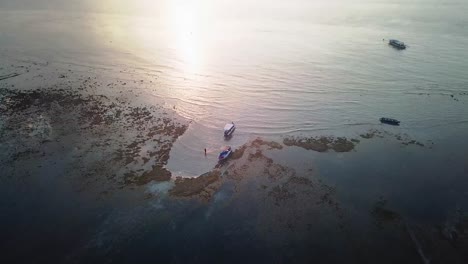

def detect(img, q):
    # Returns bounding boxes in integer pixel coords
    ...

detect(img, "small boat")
[218,146,232,161]
[224,122,236,137]
[389,39,406,49]
[380,117,400,126]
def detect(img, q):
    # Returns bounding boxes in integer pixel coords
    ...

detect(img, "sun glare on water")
[169,1,205,73]
[97,0,223,118]
[100,0,212,75]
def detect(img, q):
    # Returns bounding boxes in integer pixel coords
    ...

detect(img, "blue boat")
[218,146,232,161]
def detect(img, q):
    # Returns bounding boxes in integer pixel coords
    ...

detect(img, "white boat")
[224,122,236,137]
[389,39,406,49]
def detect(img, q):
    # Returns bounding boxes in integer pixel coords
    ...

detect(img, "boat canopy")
[224,123,234,131]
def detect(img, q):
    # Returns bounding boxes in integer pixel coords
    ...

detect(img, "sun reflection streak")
[169,0,205,74]
[97,0,208,74]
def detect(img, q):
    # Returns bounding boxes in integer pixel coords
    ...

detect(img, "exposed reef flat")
[0,87,187,195]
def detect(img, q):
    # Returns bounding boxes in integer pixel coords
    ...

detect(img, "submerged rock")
[169,171,221,201]
[283,136,356,152]
[125,166,172,185]
[371,198,401,229]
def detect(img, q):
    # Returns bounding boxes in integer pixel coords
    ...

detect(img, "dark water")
[1,0,468,262]
[4,126,465,263]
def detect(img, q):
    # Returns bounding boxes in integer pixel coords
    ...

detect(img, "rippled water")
[2,0,467,131]
[1,0,468,175]
[124,0,468,134]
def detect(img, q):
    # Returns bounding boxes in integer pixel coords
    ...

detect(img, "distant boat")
[218,146,232,161]
[224,122,236,137]
[380,117,400,125]
[389,39,406,49]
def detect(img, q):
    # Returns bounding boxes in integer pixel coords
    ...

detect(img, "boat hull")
[224,126,236,137]
[389,40,406,50]
[389,43,406,49]
[380,118,400,126]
